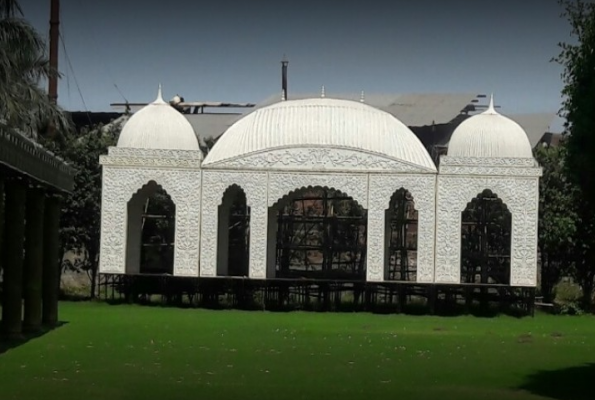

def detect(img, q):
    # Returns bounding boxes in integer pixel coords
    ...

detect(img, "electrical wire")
[59,29,92,126]
[83,11,129,107]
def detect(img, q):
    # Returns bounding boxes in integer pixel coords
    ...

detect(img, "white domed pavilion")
[435,95,541,286]
[98,87,542,298]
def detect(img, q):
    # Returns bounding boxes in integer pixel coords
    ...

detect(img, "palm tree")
[0,0,72,139]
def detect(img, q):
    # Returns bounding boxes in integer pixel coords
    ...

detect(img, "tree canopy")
[57,123,119,296]
[555,0,595,197]
[534,142,578,302]
[554,0,595,309]
[0,0,72,138]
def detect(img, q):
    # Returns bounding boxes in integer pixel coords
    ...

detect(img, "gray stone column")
[1,178,27,338]
[42,195,61,327]
[23,189,45,332]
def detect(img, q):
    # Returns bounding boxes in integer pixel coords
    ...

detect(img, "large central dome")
[202,97,436,171]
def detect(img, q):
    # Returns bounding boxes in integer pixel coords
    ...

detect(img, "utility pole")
[48,0,60,104]
[47,0,60,138]
[281,55,288,100]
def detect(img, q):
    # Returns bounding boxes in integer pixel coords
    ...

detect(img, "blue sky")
[20,0,572,131]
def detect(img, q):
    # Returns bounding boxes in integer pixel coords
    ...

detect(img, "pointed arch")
[460,189,512,285]
[268,185,368,280]
[217,184,251,277]
[126,180,176,275]
[271,184,367,210]
[385,188,419,281]
[200,171,268,278]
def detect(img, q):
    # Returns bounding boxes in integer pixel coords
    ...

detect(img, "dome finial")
[321,85,326,98]
[282,89,286,101]
[360,90,365,103]
[153,84,166,104]
[484,93,497,114]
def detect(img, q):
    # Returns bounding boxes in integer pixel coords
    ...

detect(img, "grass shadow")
[0,321,69,355]
[98,297,533,318]
[518,363,595,400]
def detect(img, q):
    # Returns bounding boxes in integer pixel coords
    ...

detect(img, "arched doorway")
[217,185,250,277]
[126,181,176,275]
[385,188,418,281]
[269,187,367,280]
[461,189,512,285]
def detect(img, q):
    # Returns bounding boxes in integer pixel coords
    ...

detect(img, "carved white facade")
[98,90,542,288]
[99,147,203,277]
[435,156,540,286]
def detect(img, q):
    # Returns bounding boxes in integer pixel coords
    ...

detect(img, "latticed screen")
[274,188,367,280]
[386,189,418,281]
[139,188,176,275]
[460,189,512,285]
[227,191,250,277]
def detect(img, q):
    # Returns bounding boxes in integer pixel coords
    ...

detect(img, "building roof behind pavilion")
[506,113,557,148]
[255,92,481,127]
[83,92,557,151]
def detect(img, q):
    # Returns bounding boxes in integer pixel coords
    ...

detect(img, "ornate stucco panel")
[440,156,538,168]
[267,172,369,209]
[203,147,436,174]
[200,170,268,279]
[99,165,201,277]
[367,174,437,283]
[435,175,539,286]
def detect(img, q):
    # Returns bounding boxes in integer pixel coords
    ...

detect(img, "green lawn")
[0,302,594,400]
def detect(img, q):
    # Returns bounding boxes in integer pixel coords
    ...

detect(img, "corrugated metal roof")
[254,92,479,127]
[106,94,554,153]
[508,113,557,148]
[382,93,479,126]
[109,93,479,144]
[184,113,243,144]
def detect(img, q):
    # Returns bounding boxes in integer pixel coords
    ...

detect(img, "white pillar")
[216,196,232,276]
[247,200,268,279]
[125,195,145,274]
[266,207,278,278]
[366,207,386,282]
[384,209,391,280]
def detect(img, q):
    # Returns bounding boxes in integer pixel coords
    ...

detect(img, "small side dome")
[448,95,533,158]
[117,85,200,151]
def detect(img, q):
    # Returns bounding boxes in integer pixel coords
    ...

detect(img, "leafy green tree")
[0,0,72,138]
[57,123,119,297]
[554,0,595,309]
[534,142,577,303]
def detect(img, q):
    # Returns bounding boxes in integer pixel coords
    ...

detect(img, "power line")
[59,29,92,126]
[84,13,129,106]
